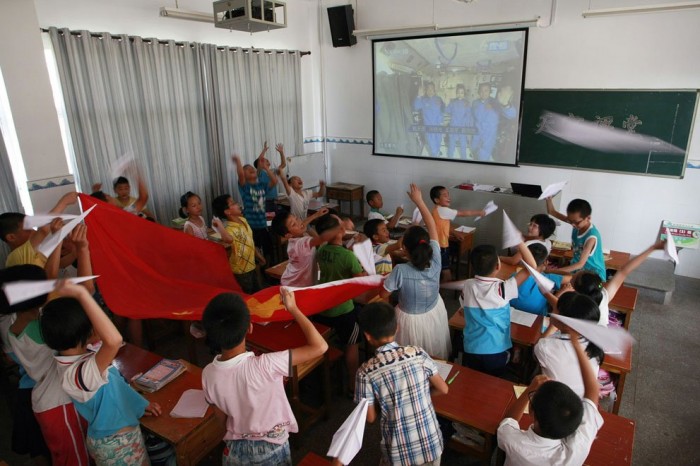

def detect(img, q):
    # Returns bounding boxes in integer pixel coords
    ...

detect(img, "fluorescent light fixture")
[582,1,700,18]
[159,7,214,23]
[353,19,539,39]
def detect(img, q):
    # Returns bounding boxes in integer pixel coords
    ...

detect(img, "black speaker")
[327,5,357,48]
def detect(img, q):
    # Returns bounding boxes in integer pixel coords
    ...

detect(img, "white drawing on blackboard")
[623,115,643,133]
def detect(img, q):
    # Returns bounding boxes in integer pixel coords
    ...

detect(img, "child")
[212,194,266,294]
[454,241,537,377]
[497,330,604,465]
[366,190,403,229]
[546,198,606,281]
[429,185,485,281]
[534,292,604,398]
[510,243,570,316]
[355,301,448,466]
[233,148,277,261]
[40,281,161,465]
[254,143,287,213]
[363,218,403,274]
[278,144,326,221]
[270,208,333,287]
[380,184,451,359]
[2,265,90,466]
[201,289,328,466]
[500,213,557,265]
[110,174,153,219]
[179,191,208,240]
[315,213,366,391]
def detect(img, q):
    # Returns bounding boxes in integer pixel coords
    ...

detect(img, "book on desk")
[133,358,187,393]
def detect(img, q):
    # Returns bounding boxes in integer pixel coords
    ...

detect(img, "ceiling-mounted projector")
[213,0,287,32]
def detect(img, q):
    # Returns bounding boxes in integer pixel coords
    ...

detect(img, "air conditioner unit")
[213,0,287,32]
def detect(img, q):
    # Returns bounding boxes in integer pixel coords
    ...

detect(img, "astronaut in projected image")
[472,83,518,162]
[445,84,474,160]
[413,81,445,157]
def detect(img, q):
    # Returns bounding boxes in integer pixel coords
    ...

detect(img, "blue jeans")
[223,439,291,466]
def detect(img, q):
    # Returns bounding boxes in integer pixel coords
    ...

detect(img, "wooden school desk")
[113,344,226,466]
[549,248,631,272]
[325,182,364,218]
[298,452,333,465]
[264,259,289,281]
[432,363,515,464]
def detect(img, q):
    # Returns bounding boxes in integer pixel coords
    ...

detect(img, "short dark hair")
[557,292,604,364]
[429,186,446,204]
[471,245,499,276]
[528,243,549,267]
[363,219,384,240]
[531,214,556,239]
[179,191,200,219]
[566,199,592,218]
[0,265,48,315]
[0,212,25,243]
[315,213,340,235]
[113,176,129,189]
[40,297,94,352]
[531,380,584,439]
[358,302,397,340]
[91,191,108,202]
[271,210,292,237]
[202,293,250,352]
[366,190,380,205]
[403,225,432,270]
[571,271,604,305]
[212,195,231,219]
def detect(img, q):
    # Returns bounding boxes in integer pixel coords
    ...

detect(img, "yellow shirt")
[6,241,48,268]
[225,218,256,275]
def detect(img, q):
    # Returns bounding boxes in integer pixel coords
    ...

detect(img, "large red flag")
[79,194,382,322]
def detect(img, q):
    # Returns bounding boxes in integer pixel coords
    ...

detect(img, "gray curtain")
[0,128,22,264]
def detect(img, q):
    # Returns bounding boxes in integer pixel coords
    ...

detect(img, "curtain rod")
[40,28,311,56]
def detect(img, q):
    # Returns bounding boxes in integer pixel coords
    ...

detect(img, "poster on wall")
[372,29,528,166]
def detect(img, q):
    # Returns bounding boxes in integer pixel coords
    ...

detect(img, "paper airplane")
[3,275,99,306]
[519,259,555,293]
[108,152,135,181]
[412,207,423,225]
[36,205,96,258]
[352,239,377,276]
[539,181,568,200]
[502,211,524,249]
[475,200,498,221]
[663,228,679,264]
[23,214,79,230]
[327,398,369,465]
[550,314,635,355]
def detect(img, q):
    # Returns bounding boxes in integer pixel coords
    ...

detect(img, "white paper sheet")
[538,181,569,200]
[2,275,98,306]
[23,214,79,230]
[108,152,135,181]
[663,228,680,264]
[435,361,453,381]
[502,210,524,249]
[510,307,538,327]
[352,239,377,275]
[411,207,423,225]
[170,389,209,418]
[455,225,475,234]
[550,314,635,355]
[36,205,96,258]
[474,200,498,221]
[327,398,368,465]
[519,260,556,293]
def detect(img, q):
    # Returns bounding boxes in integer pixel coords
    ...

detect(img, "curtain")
[0,129,22,264]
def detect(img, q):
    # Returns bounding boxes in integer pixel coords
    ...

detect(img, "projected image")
[373,30,527,165]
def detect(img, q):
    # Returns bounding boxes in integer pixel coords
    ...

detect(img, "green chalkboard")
[518,90,698,177]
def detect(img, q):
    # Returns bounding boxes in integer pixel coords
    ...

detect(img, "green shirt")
[317,244,364,317]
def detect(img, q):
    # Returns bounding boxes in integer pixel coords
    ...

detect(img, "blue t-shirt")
[383,240,441,314]
[572,224,606,281]
[510,273,563,316]
[238,181,268,229]
[258,170,278,200]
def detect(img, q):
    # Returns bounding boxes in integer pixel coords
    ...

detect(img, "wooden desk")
[550,248,631,272]
[600,350,631,415]
[265,260,288,281]
[298,452,333,465]
[113,344,226,466]
[450,230,475,279]
[325,183,364,218]
[609,285,638,330]
[432,363,515,463]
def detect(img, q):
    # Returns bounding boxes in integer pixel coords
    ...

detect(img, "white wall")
[318,0,700,278]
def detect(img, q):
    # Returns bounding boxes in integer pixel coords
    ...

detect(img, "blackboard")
[518,90,698,177]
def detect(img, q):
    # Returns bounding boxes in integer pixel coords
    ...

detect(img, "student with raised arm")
[255,142,287,213]
[497,326,603,465]
[277,144,326,221]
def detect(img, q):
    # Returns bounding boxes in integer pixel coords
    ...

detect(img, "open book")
[133,359,186,393]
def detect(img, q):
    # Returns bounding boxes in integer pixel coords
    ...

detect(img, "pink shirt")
[202,350,297,444]
[281,236,316,287]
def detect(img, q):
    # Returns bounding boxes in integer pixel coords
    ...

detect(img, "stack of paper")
[327,398,368,465]
[510,307,538,327]
[455,225,475,234]
[435,361,453,381]
[171,389,209,418]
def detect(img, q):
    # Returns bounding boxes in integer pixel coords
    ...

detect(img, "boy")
[270,207,334,287]
[457,241,537,377]
[363,218,403,274]
[366,190,403,229]
[212,194,266,294]
[201,289,328,466]
[429,185,485,281]
[277,144,326,221]
[110,174,153,219]
[2,265,90,466]
[40,281,161,465]
[546,197,606,281]
[314,213,366,392]
[497,328,603,465]
[510,243,570,316]
[254,142,287,213]
[233,148,277,262]
[355,302,448,466]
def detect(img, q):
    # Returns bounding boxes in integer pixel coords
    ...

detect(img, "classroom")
[1,0,699,465]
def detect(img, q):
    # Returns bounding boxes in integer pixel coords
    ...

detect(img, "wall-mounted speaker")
[327,5,357,48]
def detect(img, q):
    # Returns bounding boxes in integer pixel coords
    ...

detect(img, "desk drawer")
[326,188,353,201]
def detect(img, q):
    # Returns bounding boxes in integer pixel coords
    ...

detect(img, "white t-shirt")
[598,288,610,326]
[497,398,604,466]
[281,236,316,287]
[436,206,458,220]
[534,335,600,398]
[288,190,313,221]
[367,211,386,222]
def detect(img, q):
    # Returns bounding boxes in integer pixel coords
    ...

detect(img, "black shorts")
[463,351,510,378]
[314,306,361,347]
[11,388,50,458]
[440,247,451,270]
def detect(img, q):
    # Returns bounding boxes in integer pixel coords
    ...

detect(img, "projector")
[213,0,287,32]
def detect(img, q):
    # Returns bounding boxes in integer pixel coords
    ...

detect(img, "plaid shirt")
[355,342,442,465]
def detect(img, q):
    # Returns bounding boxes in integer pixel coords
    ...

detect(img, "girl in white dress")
[180,191,208,240]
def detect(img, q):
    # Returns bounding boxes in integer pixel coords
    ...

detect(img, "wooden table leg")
[612,371,626,415]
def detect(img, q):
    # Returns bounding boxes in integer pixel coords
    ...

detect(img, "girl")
[500,213,556,265]
[380,183,451,359]
[534,292,604,398]
[180,191,208,240]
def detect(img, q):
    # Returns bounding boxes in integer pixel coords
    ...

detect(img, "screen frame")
[371,27,529,168]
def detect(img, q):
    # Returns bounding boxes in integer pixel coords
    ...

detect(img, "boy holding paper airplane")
[510,243,571,316]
